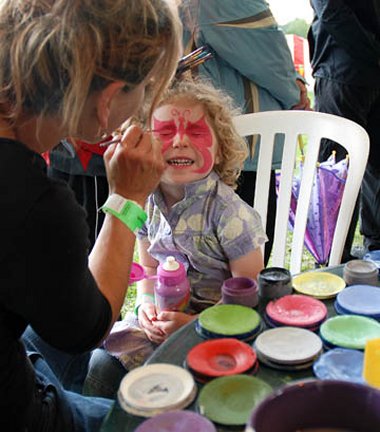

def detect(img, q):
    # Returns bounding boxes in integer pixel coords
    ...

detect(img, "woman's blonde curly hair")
[0,0,181,135]
[157,78,248,189]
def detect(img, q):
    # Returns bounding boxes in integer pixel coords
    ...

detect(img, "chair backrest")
[233,110,370,274]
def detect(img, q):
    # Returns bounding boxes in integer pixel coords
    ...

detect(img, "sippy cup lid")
[162,256,180,271]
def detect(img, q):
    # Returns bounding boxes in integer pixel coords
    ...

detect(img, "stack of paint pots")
[343,259,378,286]
[197,375,272,428]
[319,315,380,350]
[253,327,323,371]
[185,338,259,383]
[221,276,259,307]
[195,304,262,342]
[135,411,217,432]
[292,271,346,299]
[257,267,293,300]
[117,363,197,417]
[334,284,380,319]
[264,294,328,332]
[313,347,365,383]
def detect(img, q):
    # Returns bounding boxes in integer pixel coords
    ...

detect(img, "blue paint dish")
[313,348,365,384]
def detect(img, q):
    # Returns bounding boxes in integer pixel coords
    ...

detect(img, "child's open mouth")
[167,158,194,166]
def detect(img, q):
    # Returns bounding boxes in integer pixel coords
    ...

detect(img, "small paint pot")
[257,267,292,300]
[221,277,258,308]
[343,259,378,286]
[247,380,380,432]
[135,410,217,432]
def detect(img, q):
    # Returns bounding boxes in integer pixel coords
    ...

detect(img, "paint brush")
[98,129,158,147]
[175,45,213,77]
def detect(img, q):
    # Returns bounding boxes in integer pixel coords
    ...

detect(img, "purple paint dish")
[222,277,258,308]
[135,410,217,432]
[247,379,380,432]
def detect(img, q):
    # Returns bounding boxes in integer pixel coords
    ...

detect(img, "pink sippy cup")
[154,256,191,312]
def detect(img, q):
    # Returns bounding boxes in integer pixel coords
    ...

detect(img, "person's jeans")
[84,348,127,399]
[22,326,113,432]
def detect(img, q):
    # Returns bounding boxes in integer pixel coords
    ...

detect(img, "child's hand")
[154,311,196,337]
[138,303,166,344]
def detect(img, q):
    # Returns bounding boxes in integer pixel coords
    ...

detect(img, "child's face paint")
[152,101,219,185]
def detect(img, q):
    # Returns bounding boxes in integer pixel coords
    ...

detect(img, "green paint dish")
[198,305,261,336]
[320,315,380,349]
[197,375,272,426]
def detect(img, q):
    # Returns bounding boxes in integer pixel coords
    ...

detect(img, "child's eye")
[190,131,207,137]
[156,130,175,137]
[187,127,208,136]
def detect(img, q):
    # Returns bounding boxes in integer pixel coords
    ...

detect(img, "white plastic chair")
[233,110,370,274]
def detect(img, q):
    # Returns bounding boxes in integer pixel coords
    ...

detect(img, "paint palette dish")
[118,363,197,417]
[255,349,317,371]
[292,271,346,299]
[197,375,272,426]
[263,313,321,333]
[195,320,262,342]
[320,315,380,350]
[135,410,217,432]
[254,327,323,369]
[186,338,257,379]
[335,284,380,319]
[196,305,262,341]
[313,348,365,384]
[265,294,327,329]
[185,358,260,384]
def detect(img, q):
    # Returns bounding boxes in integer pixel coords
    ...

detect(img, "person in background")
[46,137,109,250]
[84,78,267,398]
[179,0,311,263]
[0,0,181,430]
[308,0,380,260]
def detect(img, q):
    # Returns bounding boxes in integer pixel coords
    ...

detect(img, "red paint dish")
[186,338,256,378]
[266,294,327,327]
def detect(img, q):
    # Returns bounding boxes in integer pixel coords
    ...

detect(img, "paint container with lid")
[343,259,378,286]
[257,267,292,300]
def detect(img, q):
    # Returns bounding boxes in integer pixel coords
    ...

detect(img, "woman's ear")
[96,81,125,129]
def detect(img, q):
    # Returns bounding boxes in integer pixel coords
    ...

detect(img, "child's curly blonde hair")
[156,78,248,189]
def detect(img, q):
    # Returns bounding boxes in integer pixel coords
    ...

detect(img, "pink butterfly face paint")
[152,102,218,184]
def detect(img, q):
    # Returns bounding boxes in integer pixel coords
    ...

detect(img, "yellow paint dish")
[292,272,345,299]
[363,338,380,388]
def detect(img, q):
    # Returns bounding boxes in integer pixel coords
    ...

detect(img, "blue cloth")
[138,171,267,311]
[180,0,300,170]
[22,327,113,432]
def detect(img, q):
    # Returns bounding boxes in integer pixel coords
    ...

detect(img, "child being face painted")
[131,77,265,341]
[153,99,220,186]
